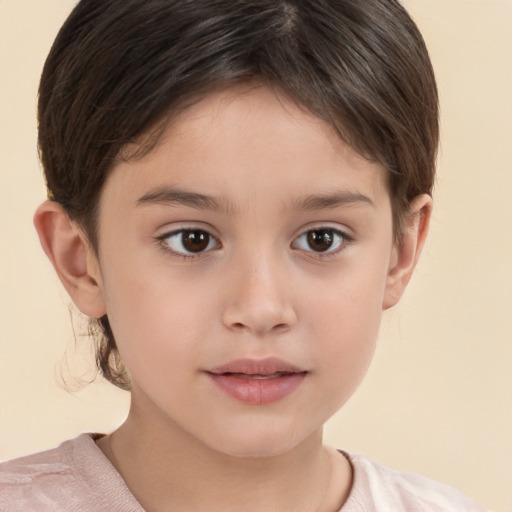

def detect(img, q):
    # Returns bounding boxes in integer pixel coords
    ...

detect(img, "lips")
[206,357,307,405]
[226,372,291,380]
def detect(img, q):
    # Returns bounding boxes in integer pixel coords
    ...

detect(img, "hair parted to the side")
[38,0,439,391]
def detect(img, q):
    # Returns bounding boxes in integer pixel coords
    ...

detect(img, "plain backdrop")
[0,1,511,510]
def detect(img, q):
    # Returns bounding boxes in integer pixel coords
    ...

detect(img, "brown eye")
[161,229,219,256]
[294,228,345,254]
[181,230,210,252]
[307,230,334,252]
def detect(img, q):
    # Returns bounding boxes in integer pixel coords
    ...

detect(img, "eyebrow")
[292,191,375,210]
[136,186,235,213]
[135,185,374,213]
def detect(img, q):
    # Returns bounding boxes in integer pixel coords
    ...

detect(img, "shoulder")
[340,451,488,512]
[0,433,142,512]
[0,435,83,511]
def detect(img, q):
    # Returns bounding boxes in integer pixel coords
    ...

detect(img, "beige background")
[0,0,511,510]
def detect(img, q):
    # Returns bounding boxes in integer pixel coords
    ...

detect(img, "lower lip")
[206,372,307,405]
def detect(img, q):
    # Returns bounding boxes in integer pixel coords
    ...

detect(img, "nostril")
[222,299,298,335]
[230,322,288,332]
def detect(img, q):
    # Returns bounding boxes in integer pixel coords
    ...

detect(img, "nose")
[221,251,298,337]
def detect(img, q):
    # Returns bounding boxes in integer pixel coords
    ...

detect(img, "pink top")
[0,433,488,511]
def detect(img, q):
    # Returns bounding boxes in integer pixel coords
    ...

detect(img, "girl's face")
[93,85,398,457]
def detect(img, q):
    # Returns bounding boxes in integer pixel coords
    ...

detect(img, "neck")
[96,400,351,512]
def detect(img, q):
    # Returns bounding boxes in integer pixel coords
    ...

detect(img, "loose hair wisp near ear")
[38,0,439,390]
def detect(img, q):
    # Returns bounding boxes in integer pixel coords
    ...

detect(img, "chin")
[201,421,320,459]
[212,439,298,459]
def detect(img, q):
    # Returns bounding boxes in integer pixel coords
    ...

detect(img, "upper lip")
[208,357,305,375]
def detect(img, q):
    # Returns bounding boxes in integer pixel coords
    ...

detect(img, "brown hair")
[38,0,439,390]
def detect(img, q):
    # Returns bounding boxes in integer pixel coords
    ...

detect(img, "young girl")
[0,1,490,510]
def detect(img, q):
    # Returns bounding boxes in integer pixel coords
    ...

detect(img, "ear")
[33,200,107,318]
[383,194,432,310]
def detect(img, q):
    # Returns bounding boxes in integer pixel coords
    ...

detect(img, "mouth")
[206,357,307,405]
[221,371,300,380]
[208,356,305,376]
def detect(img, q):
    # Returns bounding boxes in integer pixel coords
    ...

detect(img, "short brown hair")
[39,0,439,390]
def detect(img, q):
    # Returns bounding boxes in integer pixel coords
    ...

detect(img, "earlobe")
[382,194,432,310]
[33,200,106,318]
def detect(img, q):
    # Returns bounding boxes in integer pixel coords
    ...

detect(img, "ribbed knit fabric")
[0,434,141,512]
[0,433,487,511]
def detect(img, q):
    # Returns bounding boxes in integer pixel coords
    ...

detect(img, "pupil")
[182,231,209,252]
[307,230,333,252]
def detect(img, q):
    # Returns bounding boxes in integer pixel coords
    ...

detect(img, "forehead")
[103,84,390,213]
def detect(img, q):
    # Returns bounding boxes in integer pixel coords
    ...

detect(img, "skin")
[35,84,431,511]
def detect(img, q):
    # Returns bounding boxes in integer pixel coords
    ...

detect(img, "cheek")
[100,259,215,379]
[302,264,387,392]
[314,292,380,363]
[305,257,387,335]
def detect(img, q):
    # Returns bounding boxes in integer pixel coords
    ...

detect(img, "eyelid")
[156,226,222,259]
[291,225,354,259]
[154,223,353,261]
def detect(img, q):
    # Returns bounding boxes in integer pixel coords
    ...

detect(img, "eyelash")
[156,227,353,261]
[156,229,221,261]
